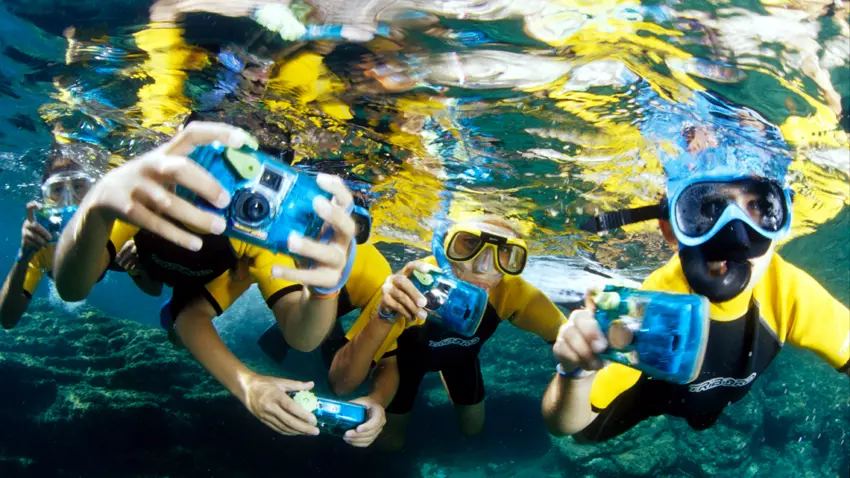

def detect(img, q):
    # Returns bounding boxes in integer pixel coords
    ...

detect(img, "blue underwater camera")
[593,285,710,384]
[35,206,77,242]
[289,392,367,436]
[180,142,371,254]
[409,269,488,337]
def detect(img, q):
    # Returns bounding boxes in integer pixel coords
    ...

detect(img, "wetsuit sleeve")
[200,269,254,316]
[344,244,392,309]
[772,257,850,372]
[236,241,302,308]
[22,248,52,297]
[505,278,566,343]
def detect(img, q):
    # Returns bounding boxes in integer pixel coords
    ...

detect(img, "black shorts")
[385,353,485,415]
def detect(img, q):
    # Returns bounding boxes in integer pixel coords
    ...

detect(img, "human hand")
[116,239,142,276]
[241,374,321,436]
[377,260,438,322]
[553,290,608,373]
[79,121,257,252]
[21,201,53,254]
[343,396,386,447]
[271,174,357,291]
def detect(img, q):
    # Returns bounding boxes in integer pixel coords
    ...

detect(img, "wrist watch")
[377,304,399,325]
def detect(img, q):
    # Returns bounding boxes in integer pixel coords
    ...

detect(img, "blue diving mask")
[37,170,94,240]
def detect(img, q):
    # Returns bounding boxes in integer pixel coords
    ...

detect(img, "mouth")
[466,279,493,290]
[707,260,728,277]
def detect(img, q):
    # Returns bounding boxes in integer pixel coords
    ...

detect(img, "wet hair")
[464,214,524,239]
[41,146,85,184]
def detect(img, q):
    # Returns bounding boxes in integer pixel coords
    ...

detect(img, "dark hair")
[41,146,84,183]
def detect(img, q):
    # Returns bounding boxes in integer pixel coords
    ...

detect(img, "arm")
[509,281,566,342]
[53,207,122,302]
[328,259,431,396]
[541,369,598,436]
[781,259,850,374]
[0,256,36,329]
[366,356,400,408]
[272,290,338,352]
[329,296,397,396]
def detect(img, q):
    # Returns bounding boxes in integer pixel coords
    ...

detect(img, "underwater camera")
[409,269,488,337]
[180,142,371,254]
[593,285,710,384]
[35,206,78,242]
[290,392,367,436]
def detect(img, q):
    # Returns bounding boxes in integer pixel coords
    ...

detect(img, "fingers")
[583,288,599,312]
[144,154,231,210]
[275,398,320,436]
[316,174,353,211]
[313,196,356,248]
[344,401,385,447]
[131,175,227,238]
[22,228,50,250]
[25,201,40,222]
[287,234,347,271]
[560,313,607,370]
[120,196,204,252]
[391,275,427,317]
[27,222,54,245]
[163,121,257,157]
[382,276,426,320]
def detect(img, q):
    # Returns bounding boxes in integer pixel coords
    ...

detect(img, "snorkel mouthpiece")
[679,220,770,302]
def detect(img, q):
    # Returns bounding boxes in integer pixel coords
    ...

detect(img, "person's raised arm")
[175,295,321,437]
[268,174,357,352]
[0,202,52,328]
[541,302,608,436]
[328,260,431,396]
[53,122,255,302]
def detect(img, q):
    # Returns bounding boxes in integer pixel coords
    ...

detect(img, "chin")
[744,245,775,292]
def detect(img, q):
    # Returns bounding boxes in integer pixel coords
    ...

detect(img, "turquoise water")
[0,0,848,476]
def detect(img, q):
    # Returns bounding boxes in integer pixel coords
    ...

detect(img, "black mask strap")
[580,202,669,233]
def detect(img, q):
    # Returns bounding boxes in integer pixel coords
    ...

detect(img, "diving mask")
[671,177,791,247]
[445,224,528,275]
[581,175,792,247]
[41,171,94,209]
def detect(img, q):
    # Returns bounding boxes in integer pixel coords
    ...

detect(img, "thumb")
[26,201,40,222]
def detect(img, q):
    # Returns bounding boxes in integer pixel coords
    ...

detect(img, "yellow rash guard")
[578,253,850,443]
[21,246,55,298]
[108,220,298,317]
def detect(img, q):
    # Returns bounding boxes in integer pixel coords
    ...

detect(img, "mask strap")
[580,202,668,233]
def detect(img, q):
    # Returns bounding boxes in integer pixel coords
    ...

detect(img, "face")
[43,171,93,208]
[449,221,518,291]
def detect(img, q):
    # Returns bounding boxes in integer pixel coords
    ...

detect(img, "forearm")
[276,292,338,352]
[175,307,255,402]
[366,357,399,408]
[0,260,33,329]
[541,372,597,436]
[53,203,113,301]
[328,313,395,396]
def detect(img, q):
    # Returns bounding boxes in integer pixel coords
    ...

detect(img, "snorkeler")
[541,113,850,442]
[329,216,566,450]
[0,147,160,329]
[50,122,370,434]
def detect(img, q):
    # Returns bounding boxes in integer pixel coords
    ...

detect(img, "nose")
[472,247,494,273]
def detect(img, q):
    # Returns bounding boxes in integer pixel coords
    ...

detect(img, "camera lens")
[234,191,271,224]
